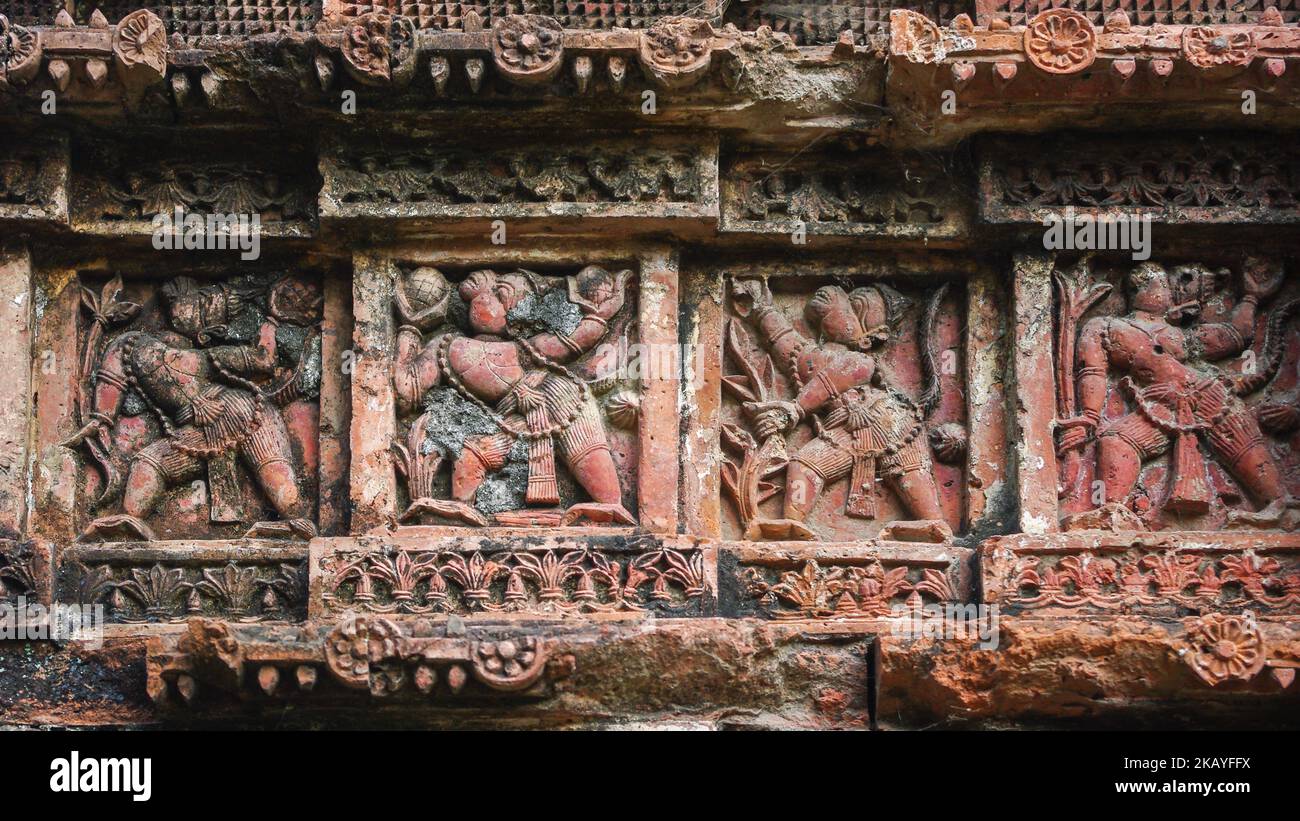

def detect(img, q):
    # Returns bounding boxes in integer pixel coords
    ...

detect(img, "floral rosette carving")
[112,9,168,77]
[470,637,547,692]
[1023,9,1096,75]
[0,14,42,87]
[638,17,715,89]
[1182,27,1255,69]
[324,615,402,690]
[491,15,565,86]
[1182,614,1266,686]
[340,13,417,86]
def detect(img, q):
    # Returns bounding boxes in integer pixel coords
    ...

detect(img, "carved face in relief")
[806,285,888,350]
[160,276,237,343]
[458,269,535,336]
[1168,263,1232,324]
[1126,262,1174,316]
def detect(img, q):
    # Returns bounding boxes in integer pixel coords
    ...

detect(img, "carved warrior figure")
[391,266,634,527]
[1056,259,1300,529]
[728,278,951,541]
[64,275,323,542]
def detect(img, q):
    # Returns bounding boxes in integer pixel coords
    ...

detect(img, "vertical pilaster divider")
[349,252,398,534]
[1010,253,1061,535]
[636,246,681,535]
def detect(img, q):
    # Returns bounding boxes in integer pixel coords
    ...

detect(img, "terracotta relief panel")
[348,247,680,537]
[1051,255,1299,533]
[715,273,969,543]
[57,270,330,543]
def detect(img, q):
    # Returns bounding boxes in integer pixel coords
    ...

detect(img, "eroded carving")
[491,15,564,86]
[1055,257,1300,531]
[723,277,964,542]
[63,274,324,542]
[391,266,638,527]
[638,16,714,88]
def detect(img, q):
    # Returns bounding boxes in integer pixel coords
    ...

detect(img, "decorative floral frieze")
[741,558,956,619]
[982,535,1300,616]
[58,547,308,623]
[324,143,705,207]
[720,544,970,620]
[722,152,964,237]
[70,137,319,231]
[0,133,68,222]
[980,134,1300,222]
[318,545,710,616]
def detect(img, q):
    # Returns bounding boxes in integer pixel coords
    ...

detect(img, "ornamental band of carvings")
[62,273,325,542]
[322,143,705,208]
[388,265,639,528]
[724,545,969,620]
[982,536,1300,616]
[722,153,963,237]
[981,135,1300,222]
[1052,258,1300,532]
[0,133,66,222]
[318,544,710,616]
[721,277,965,543]
[58,548,308,622]
[73,138,319,228]
[146,616,562,705]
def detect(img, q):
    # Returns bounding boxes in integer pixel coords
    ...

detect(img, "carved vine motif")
[62,274,325,542]
[64,560,306,622]
[491,15,564,85]
[1053,257,1300,531]
[638,16,714,88]
[1181,613,1266,686]
[1023,9,1097,74]
[1182,27,1255,68]
[389,266,638,528]
[742,559,955,619]
[1006,550,1300,612]
[319,547,709,615]
[731,162,947,226]
[722,277,962,542]
[992,142,1300,211]
[328,147,702,205]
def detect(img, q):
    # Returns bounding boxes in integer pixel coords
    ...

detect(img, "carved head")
[807,285,888,350]
[459,269,536,336]
[160,276,240,343]
[1167,263,1231,323]
[1126,262,1173,316]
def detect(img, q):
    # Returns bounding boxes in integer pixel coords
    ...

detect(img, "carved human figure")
[64,276,321,541]
[392,266,635,526]
[730,278,948,540]
[1057,260,1295,525]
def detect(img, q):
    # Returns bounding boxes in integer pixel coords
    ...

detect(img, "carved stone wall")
[1,1,1298,730]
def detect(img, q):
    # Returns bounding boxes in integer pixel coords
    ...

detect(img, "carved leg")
[240,411,316,539]
[123,437,203,520]
[453,432,513,503]
[1207,410,1290,512]
[1095,413,1168,507]
[559,408,634,526]
[80,437,201,541]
